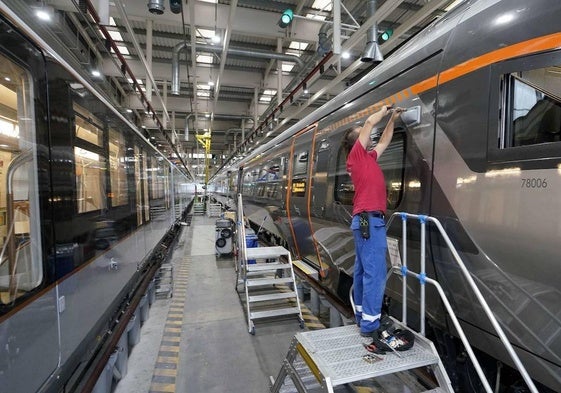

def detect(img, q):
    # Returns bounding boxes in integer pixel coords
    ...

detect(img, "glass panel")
[74,103,103,147]
[506,67,561,147]
[75,147,107,213]
[134,146,142,225]
[142,151,149,222]
[0,52,43,304]
[108,128,128,206]
[149,157,166,219]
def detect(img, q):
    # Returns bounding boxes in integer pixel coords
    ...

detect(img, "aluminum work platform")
[271,320,452,393]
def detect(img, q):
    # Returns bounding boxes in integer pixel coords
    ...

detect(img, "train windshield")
[0,52,43,305]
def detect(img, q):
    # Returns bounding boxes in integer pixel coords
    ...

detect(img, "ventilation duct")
[171,43,304,95]
[317,23,332,56]
[361,0,383,64]
[147,0,165,15]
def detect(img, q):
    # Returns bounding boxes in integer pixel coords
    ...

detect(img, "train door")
[0,19,58,392]
[286,124,325,271]
[310,136,331,218]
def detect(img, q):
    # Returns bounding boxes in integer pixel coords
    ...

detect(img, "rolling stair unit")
[271,212,539,393]
[270,321,451,393]
[193,195,205,215]
[235,194,304,334]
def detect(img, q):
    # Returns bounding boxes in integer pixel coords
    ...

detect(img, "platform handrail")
[236,193,247,265]
[386,212,538,393]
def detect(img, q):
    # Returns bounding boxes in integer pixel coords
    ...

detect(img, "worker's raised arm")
[356,105,390,148]
[374,107,404,157]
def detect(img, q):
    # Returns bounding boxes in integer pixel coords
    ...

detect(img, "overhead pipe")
[171,42,304,95]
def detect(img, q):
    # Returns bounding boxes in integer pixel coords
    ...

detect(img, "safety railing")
[386,212,538,393]
[236,193,247,269]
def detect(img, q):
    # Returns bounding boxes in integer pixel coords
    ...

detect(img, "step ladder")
[270,318,452,393]
[207,203,222,217]
[235,194,304,334]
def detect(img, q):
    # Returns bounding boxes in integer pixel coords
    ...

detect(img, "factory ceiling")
[4,0,464,179]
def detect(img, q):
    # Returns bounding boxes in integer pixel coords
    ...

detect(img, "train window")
[141,150,150,222]
[502,67,561,148]
[74,104,104,147]
[108,128,128,206]
[334,133,405,210]
[75,147,107,213]
[0,53,43,304]
[258,158,281,182]
[149,157,167,219]
[293,150,309,176]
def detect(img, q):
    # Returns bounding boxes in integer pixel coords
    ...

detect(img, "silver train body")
[217,0,561,390]
[0,4,194,392]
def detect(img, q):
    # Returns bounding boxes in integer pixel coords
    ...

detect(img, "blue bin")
[245,234,258,264]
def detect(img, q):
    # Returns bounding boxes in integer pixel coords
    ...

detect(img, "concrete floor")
[114,215,302,393]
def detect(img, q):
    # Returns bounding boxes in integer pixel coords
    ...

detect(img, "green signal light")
[380,29,393,42]
[279,9,294,28]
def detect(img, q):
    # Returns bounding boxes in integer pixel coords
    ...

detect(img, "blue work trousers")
[351,214,387,334]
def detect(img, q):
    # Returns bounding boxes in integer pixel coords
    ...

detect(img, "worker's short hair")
[343,126,360,155]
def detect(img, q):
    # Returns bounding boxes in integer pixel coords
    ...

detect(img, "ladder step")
[246,246,290,259]
[248,292,297,303]
[247,263,291,272]
[247,277,293,287]
[250,307,301,320]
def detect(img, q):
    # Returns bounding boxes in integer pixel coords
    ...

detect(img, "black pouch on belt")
[359,212,370,239]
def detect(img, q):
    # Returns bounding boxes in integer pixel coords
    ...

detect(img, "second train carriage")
[216,0,561,391]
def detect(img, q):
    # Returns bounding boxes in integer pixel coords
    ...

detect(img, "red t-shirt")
[346,142,386,216]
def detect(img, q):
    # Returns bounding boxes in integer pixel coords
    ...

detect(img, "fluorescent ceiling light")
[108,30,123,41]
[127,78,143,85]
[197,84,211,90]
[259,96,272,102]
[289,41,309,51]
[306,13,326,21]
[312,0,332,12]
[263,89,277,96]
[115,45,129,55]
[197,28,216,39]
[282,63,295,73]
[196,54,213,64]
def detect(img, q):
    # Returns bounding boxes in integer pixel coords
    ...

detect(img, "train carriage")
[220,1,561,391]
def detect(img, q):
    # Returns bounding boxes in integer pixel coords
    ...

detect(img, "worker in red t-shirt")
[344,105,403,338]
